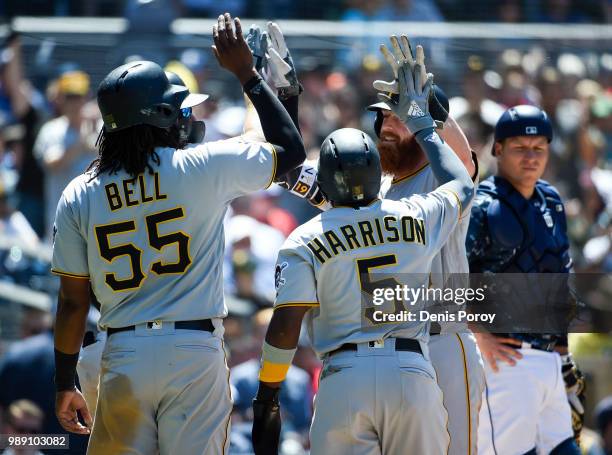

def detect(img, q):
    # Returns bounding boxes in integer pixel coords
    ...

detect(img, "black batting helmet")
[97,61,208,132]
[165,71,206,144]
[317,128,381,207]
[165,71,186,87]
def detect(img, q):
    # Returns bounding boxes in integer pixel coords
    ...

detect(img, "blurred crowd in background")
[0,0,611,23]
[0,1,610,454]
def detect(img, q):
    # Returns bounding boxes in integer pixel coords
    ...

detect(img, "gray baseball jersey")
[51,140,276,329]
[274,194,461,357]
[382,164,473,283]
[382,163,485,455]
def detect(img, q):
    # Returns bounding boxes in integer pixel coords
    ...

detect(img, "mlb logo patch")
[526,126,538,135]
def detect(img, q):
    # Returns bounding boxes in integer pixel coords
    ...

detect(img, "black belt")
[107,319,214,336]
[329,338,422,356]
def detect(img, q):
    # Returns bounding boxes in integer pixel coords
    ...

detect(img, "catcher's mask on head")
[492,104,553,156]
[165,71,207,145]
[368,84,450,137]
[97,61,208,133]
[316,128,381,207]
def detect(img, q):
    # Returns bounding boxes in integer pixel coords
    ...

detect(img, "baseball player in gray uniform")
[52,13,305,455]
[371,36,485,455]
[74,70,208,419]
[259,34,486,454]
[250,59,475,455]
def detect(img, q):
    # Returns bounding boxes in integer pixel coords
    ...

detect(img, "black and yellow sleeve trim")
[264,142,278,189]
[391,162,430,185]
[313,197,327,208]
[274,301,320,309]
[51,269,90,279]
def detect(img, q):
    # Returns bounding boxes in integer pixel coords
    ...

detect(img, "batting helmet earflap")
[368,84,450,138]
[492,105,553,155]
[165,71,206,144]
[97,61,207,132]
[316,128,381,207]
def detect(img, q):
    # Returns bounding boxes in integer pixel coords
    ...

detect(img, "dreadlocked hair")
[88,124,181,179]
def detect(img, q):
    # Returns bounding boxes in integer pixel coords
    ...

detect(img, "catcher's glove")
[252,383,281,455]
[561,354,586,443]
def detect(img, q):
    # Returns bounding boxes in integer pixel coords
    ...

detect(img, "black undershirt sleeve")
[243,75,305,178]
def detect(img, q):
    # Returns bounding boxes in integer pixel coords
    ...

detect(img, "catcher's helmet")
[368,84,450,137]
[317,128,381,207]
[97,61,208,132]
[492,105,553,155]
[494,104,553,143]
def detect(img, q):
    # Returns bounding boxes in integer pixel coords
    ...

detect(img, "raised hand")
[264,22,300,99]
[212,13,255,84]
[378,59,436,135]
[373,35,427,95]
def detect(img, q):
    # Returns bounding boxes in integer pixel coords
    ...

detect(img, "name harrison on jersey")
[307,215,426,264]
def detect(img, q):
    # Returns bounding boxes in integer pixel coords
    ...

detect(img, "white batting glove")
[264,22,300,99]
[246,24,268,74]
[373,35,428,95]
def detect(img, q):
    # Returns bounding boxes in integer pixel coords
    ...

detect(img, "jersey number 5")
[357,254,408,325]
[94,207,191,291]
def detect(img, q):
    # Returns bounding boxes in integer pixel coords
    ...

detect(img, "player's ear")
[493,141,503,157]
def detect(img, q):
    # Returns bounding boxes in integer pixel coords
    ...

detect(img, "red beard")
[378,134,422,176]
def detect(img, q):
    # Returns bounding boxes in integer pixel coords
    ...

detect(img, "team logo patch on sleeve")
[275,262,289,290]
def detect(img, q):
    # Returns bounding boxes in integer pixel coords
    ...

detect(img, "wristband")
[289,164,317,198]
[258,341,297,383]
[54,349,79,392]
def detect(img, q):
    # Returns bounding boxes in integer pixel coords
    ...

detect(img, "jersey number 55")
[94,206,191,292]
